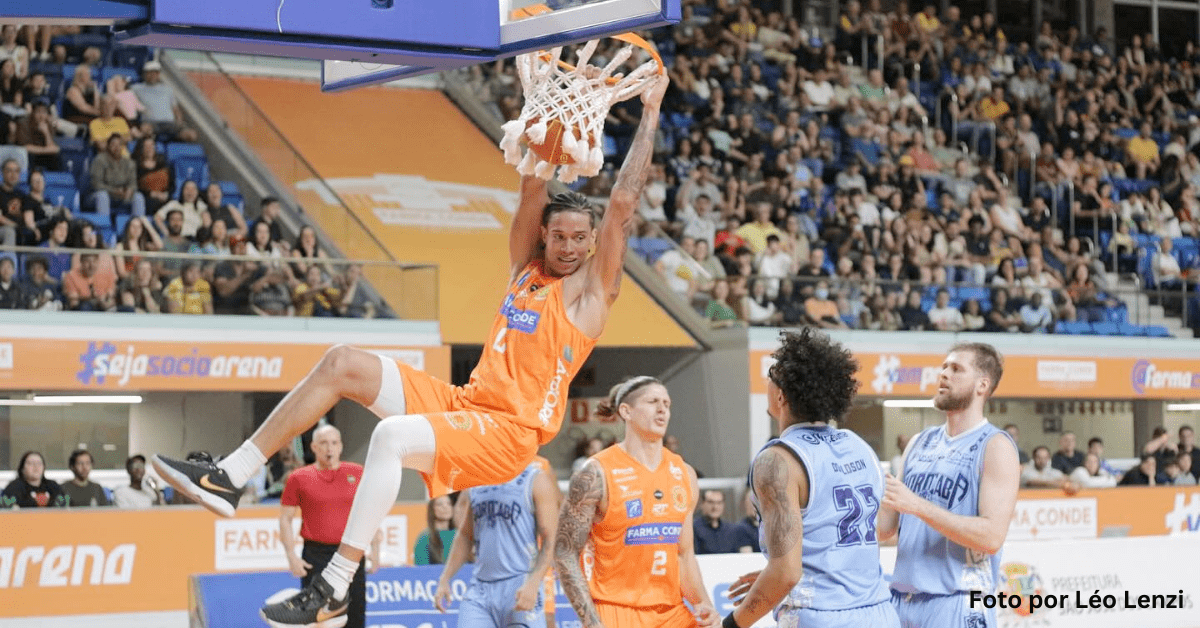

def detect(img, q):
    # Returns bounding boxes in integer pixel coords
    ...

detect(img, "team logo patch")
[534,285,552,301]
[672,486,688,512]
[669,461,683,480]
[652,503,669,516]
[654,489,664,500]
[446,412,473,431]
[625,499,643,519]
[562,346,574,364]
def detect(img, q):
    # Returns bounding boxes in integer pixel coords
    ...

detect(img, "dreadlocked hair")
[769,328,859,425]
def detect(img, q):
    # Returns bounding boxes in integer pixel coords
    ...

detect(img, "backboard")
[108,0,678,92]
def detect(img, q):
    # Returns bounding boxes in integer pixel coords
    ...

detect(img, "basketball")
[525,117,587,166]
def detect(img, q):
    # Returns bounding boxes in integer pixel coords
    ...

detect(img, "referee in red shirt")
[279,425,381,628]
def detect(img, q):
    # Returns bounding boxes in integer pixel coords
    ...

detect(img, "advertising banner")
[749,349,1200,400]
[0,338,449,392]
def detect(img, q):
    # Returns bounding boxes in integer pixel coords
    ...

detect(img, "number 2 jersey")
[751,423,891,611]
[584,445,692,609]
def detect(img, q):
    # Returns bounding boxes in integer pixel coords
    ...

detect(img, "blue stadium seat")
[77,211,111,230]
[43,186,80,213]
[166,143,206,162]
[114,214,131,239]
[172,158,210,191]
[1062,320,1092,334]
[1090,322,1119,336]
[1145,325,1171,337]
[101,66,139,86]
[1116,322,1145,336]
[41,171,77,187]
[217,180,240,197]
[111,47,152,70]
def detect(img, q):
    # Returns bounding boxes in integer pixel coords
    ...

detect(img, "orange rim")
[508,3,665,83]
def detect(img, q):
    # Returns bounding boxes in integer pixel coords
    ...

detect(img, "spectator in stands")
[705,278,739,327]
[165,261,213,315]
[203,183,248,239]
[1022,446,1073,490]
[19,255,61,310]
[1086,437,1121,479]
[290,225,329,280]
[413,495,456,565]
[336,263,375,319]
[927,288,964,331]
[734,202,785,254]
[13,100,60,171]
[0,25,28,78]
[860,292,900,330]
[191,219,231,257]
[961,299,985,331]
[212,240,258,315]
[89,94,135,150]
[655,235,705,303]
[693,489,739,554]
[1118,454,1158,486]
[118,259,164,314]
[1126,122,1160,180]
[732,490,759,553]
[1017,291,1053,333]
[293,265,340,317]
[1051,432,1085,474]
[757,234,792,299]
[1143,426,1179,469]
[157,209,190,278]
[1177,426,1200,481]
[71,221,118,281]
[62,64,100,125]
[1003,424,1030,464]
[897,289,931,330]
[2,451,65,508]
[63,252,117,312]
[114,216,162,279]
[131,61,198,143]
[62,449,111,507]
[744,278,779,326]
[250,259,296,317]
[804,279,847,329]
[134,138,172,216]
[1166,454,1197,486]
[112,454,162,508]
[1151,238,1185,290]
[90,134,146,219]
[154,180,205,239]
[247,219,284,263]
[27,169,71,233]
[0,255,19,308]
[0,158,34,246]
[1068,453,1117,489]
[0,58,22,114]
[254,197,287,248]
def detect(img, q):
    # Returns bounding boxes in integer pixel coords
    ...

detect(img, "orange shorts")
[396,362,539,498]
[595,602,697,628]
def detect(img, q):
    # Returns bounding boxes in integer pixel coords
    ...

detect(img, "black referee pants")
[302,540,367,628]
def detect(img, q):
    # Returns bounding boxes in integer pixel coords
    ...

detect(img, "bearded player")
[153,75,670,628]
[555,376,719,628]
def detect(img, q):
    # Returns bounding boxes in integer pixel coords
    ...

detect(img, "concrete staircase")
[1109,273,1196,338]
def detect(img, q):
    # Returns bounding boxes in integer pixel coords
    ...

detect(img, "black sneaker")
[151,452,241,517]
[260,574,348,628]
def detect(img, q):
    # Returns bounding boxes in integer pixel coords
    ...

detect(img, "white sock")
[216,441,267,488]
[321,553,358,600]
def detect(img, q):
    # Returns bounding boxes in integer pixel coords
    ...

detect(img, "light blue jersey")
[891,420,1015,596]
[468,462,540,583]
[753,423,892,612]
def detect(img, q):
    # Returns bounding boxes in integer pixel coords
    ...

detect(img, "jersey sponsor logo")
[652,503,669,516]
[612,467,636,476]
[615,483,642,498]
[501,295,542,334]
[625,499,643,519]
[474,499,525,528]
[672,485,688,512]
[537,358,569,427]
[446,412,473,431]
[797,430,850,445]
[624,523,682,545]
[904,471,971,509]
[669,461,683,480]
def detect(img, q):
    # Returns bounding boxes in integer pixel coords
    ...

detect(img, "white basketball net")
[499,39,661,183]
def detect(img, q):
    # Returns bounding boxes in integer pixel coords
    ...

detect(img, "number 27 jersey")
[583,445,692,609]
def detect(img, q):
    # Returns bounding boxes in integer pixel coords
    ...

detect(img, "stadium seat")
[41,171,77,187]
[172,158,210,191]
[101,66,139,86]
[1090,322,1119,336]
[43,186,81,213]
[1145,325,1171,337]
[166,143,206,162]
[1116,322,1145,336]
[1062,320,1092,335]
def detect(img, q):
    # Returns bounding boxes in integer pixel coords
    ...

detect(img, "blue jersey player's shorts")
[459,574,546,628]
[777,599,900,628]
[891,590,993,628]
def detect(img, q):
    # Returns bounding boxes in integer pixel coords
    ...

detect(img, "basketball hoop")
[499,32,664,183]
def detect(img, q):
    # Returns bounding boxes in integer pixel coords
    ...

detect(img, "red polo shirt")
[280,462,364,545]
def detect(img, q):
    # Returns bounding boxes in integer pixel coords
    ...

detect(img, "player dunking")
[555,376,718,628]
[878,342,1021,628]
[725,329,899,628]
[153,76,670,628]
[433,456,560,628]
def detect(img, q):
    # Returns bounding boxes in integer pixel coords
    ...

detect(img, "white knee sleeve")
[340,414,437,551]
[367,353,407,418]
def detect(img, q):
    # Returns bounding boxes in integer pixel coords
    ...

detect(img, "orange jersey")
[461,261,597,444]
[584,446,692,609]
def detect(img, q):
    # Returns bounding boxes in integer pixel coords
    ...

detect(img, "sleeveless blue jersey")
[468,462,540,582]
[752,423,891,611]
[891,420,1015,595]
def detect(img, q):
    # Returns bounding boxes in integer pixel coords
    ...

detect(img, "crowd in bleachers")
[0,26,380,318]
[466,0,1200,336]
[1009,424,1200,490]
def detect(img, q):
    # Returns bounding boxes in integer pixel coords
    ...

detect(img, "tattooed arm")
[555,459,607,628]
[731,446,807,627]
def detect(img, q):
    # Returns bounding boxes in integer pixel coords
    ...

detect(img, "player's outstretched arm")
[516,469,561,612]
[730,447,806,628]
[435,498,475,612]
[678,465,718,627]
[510,175,549,282]
[882,433,1020,554]
[555,460,607,628]
[586,76,668,305]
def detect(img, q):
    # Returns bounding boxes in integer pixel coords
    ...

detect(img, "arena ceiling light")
[1166,404,1200,412]
[882,399,935,408]
[32,395,143,404]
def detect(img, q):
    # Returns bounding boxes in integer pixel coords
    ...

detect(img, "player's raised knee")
[318,344,382,395]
